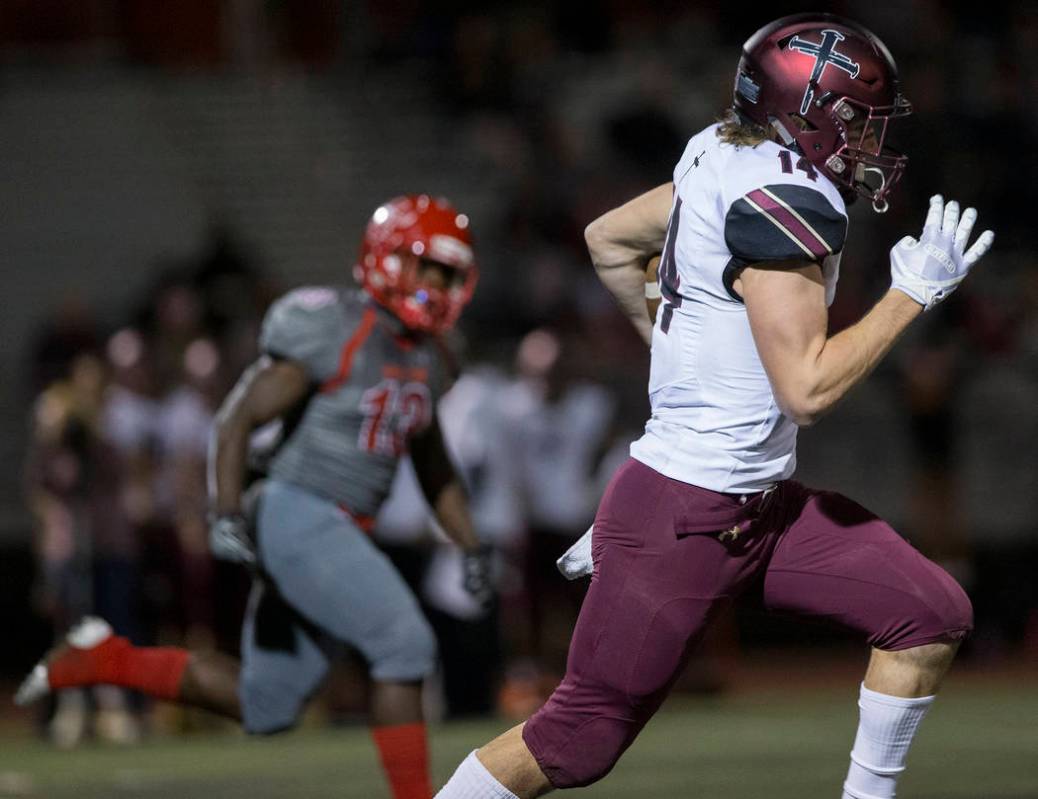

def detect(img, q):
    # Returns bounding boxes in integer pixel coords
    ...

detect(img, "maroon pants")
[523,458,972,789]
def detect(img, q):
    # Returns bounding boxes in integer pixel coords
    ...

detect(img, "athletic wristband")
[645,282,661,300]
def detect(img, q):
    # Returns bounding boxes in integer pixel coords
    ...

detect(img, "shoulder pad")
[725,184,847,264]
[259,287,345,381]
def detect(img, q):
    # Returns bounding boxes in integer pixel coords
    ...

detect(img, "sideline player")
[17,195,492,799]
[435,14,994,799]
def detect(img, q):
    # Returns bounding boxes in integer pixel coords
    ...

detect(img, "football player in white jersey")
[436,13,994,799]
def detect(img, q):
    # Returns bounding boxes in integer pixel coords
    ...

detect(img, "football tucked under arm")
[645,254,662,322]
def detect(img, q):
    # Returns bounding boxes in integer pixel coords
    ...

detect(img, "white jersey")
[630,123,848,494]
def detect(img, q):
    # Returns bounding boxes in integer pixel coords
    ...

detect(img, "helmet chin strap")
[866,167,889,213]
[856,163,890,213]
[769,117,797,146]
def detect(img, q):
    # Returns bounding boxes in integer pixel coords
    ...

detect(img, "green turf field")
[2,683,1036,798]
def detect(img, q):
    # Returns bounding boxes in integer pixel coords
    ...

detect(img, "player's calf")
[372,719,434,799]
[178,650,243,721]
[842,680,937,799]
[842,638,966,799]
[436,724,552,799]
[15,617,190,708]
[864,640,960,698]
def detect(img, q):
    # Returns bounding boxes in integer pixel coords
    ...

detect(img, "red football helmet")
[733,13,912,211]
[355,195,478,334]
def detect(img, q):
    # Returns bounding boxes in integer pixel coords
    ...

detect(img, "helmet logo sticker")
[787,29,861,115]
[736,72,760,103]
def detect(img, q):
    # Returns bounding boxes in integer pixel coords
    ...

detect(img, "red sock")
[372,722,432,799]
[49,636,190,701]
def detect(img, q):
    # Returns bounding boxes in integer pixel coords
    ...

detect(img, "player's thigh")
[524,460,744,787]
[239,579,331,734]
[524,555,717,787]
[257,480,436,681]
[763,487,973,650]
[572,543,725,701]
[581,459,776,694]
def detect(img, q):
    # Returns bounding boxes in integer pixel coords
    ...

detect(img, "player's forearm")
[592,260,654,345]
[208,415,251,515]
[432,480,480,552]
[207,356,312,515]
[410,420,480,552]
[584,183,672,268]
[794,289,922,425]
[585,184,672,346]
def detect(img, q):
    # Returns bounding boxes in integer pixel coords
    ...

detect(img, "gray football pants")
[239,479,437,734]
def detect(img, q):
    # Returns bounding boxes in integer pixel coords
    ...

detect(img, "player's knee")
[916,566,974,643]
[368,613,437,682]
[557,719,628,787]
[939,576,974,638]
[239,677,304,735]
[526,710,632,788]
[877,567,974,649]
[524,677,650,789]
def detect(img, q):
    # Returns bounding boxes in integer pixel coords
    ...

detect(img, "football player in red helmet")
[436,14,994,799]
[18,195,488,799]
[356,194,478,335]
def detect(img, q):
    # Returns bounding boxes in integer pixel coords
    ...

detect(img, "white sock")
[436,751,519,799]
[841,683,935,799]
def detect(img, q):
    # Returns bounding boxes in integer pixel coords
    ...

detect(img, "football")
[645,254,662,321]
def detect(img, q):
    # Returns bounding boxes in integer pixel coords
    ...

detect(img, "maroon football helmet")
[733,13,912,211]
[355,195,477,334]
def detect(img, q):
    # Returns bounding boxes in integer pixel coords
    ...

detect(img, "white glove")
[208,513,256,565]
[890,194,995,311]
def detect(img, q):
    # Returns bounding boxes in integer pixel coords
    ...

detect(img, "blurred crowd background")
[2,1,1036,747]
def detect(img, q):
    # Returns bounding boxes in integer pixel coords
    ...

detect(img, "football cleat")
[14,617,114,706]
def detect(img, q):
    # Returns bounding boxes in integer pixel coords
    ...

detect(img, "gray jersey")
[259,286,451,517]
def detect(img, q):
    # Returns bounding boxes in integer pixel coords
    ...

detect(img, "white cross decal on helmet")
[788,29,861,115]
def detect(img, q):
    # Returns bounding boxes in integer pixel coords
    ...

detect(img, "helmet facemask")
[818,95,912,212]
[389,254,476,335]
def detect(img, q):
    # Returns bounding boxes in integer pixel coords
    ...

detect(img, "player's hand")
[461,546,494,609]
[208,513,256,565]
[890,194,995,311]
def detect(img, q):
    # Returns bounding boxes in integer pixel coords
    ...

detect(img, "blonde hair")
[715,109,770,148]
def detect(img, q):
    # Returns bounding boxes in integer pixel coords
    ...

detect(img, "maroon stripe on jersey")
[320,307,378,393]
[746,188,830,259]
